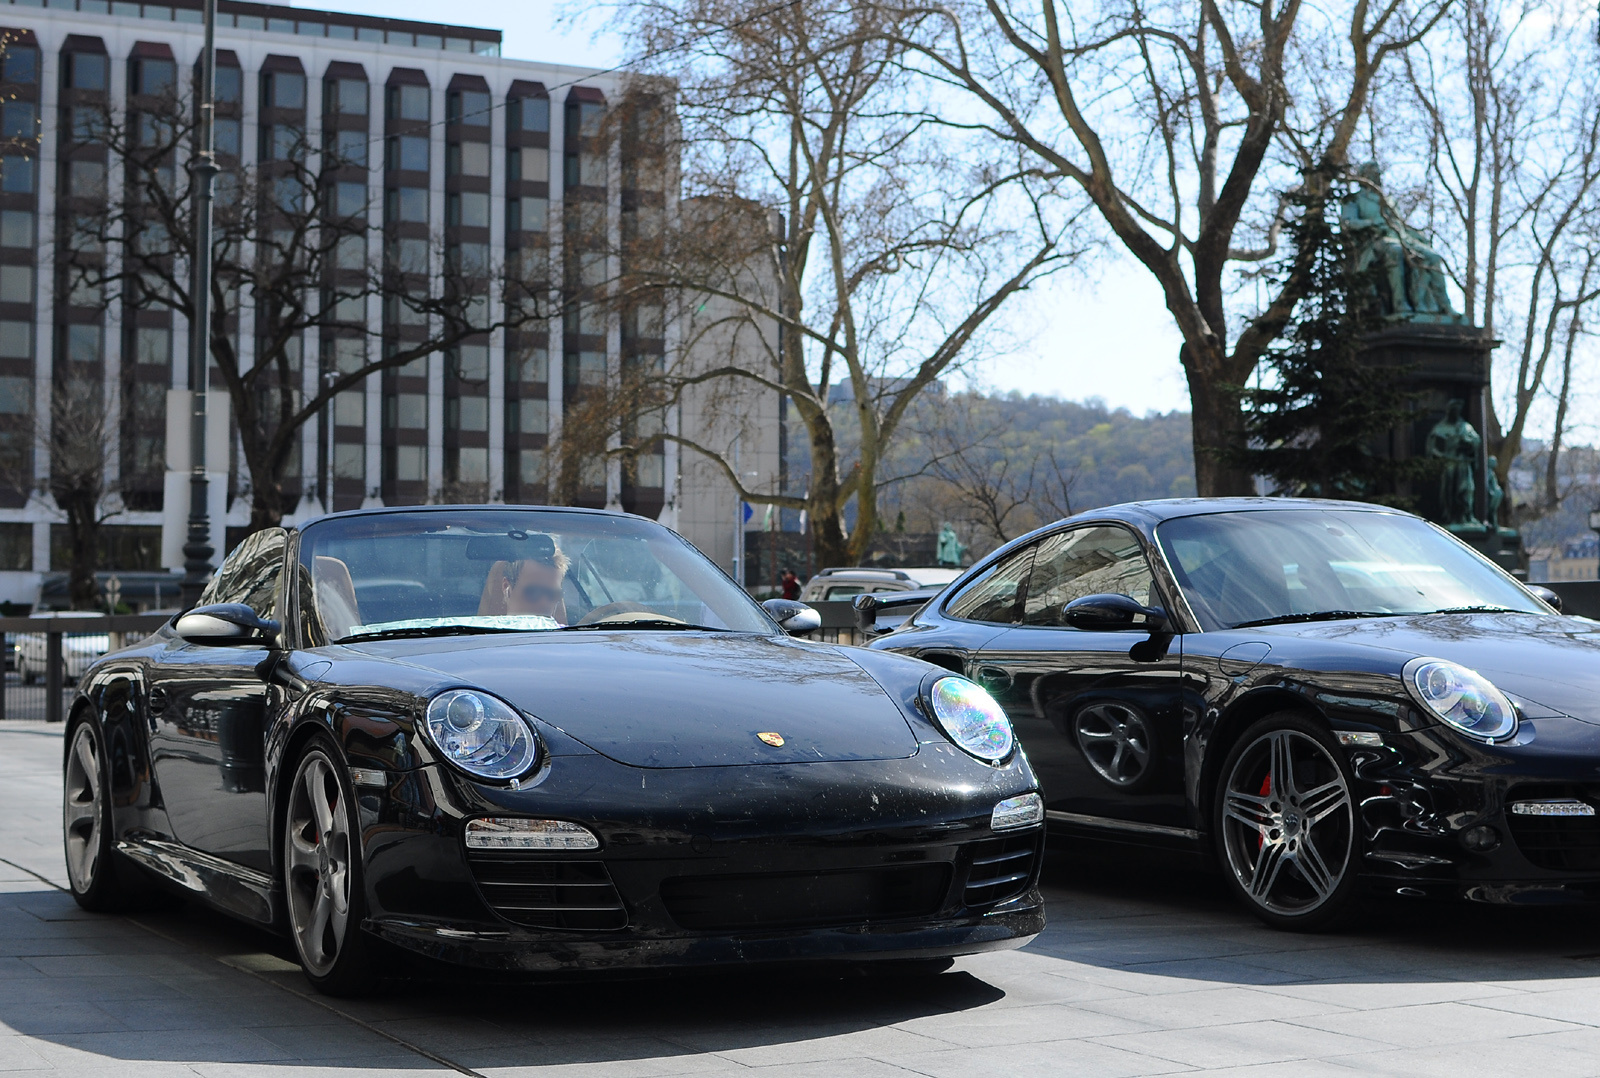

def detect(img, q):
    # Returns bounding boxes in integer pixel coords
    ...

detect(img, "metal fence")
[0,614,170,723]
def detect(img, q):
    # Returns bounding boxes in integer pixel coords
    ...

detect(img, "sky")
[279,0,1228,419]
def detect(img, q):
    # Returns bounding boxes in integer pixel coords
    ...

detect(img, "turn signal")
[992,792,1044,832]
[464,818,600,850]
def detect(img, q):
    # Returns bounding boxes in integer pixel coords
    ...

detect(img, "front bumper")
[350,744,1045,970]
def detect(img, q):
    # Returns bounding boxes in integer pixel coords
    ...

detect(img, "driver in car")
[501,537,571,624]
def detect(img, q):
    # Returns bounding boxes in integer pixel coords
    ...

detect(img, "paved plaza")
[6,721,1600,1077]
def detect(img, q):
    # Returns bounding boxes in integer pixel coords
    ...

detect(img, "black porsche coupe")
[868,498,1600,929]
[61,506,1043,993]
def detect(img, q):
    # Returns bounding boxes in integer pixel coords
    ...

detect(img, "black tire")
[63,715,156,912]
[1212,713,1360,932]
[282,734,374,996]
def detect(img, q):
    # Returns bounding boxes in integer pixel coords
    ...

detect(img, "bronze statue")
[1425,400,1481,525]
[936,524,966,568]
[1340,164,1465,325]
[1485,455,1504,528]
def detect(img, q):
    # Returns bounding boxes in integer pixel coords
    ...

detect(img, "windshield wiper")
[559,619,731,632]
[1426,605,1518,615]
[1230,610,1393,629]
[336,625,539,644]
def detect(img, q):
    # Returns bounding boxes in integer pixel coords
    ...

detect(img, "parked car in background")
[870,497,1600,931]
[18,611,111,684]
[801,566,962,602]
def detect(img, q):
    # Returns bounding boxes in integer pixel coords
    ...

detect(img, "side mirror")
[761,598,821,635]
[1528,584,1563,613]
[1063,593,1168,632]
[176,603,281,646]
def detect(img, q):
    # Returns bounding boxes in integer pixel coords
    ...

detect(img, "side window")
[945,546,1036,624]
[1021,526,1154,626]
[198,529,288,621]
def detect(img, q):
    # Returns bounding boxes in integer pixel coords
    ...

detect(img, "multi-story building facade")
[0,0,782,607]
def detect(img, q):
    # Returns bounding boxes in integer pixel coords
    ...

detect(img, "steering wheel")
[574,602,683,626]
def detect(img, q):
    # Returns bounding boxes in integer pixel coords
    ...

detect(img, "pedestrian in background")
[780,568,801,600]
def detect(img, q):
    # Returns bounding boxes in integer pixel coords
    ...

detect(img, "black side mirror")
[176,603,281,646]
[1528,584,1563,613]
[1063,593,1169,632]
[761,598,821,635]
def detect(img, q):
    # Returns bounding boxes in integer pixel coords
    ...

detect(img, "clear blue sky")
[289,0,1193,416]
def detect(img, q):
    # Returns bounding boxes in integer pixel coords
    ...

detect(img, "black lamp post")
[1589,507,1600,579]
[180,0,219,608]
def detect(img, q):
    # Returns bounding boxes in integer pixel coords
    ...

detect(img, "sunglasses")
[514,584,562,604]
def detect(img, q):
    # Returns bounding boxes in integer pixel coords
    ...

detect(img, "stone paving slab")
[8,720,1600,1076]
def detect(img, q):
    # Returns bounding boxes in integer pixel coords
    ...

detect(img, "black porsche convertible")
[868,497,1600,929]
[62,506,1043,993]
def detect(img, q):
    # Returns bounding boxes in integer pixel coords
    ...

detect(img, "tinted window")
[215,65,241,105]
[198,528,287,621]
[945,546,1035,624]
[68,53,107,92]
[1022,526,1155,625]
[3,48,37,85]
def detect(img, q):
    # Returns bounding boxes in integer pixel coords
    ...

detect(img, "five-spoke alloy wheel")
[1214,714,1358,930]
[284,739,372,994]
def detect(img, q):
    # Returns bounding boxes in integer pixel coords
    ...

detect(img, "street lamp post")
[1589,508,1600,580]
[180,0,220,608]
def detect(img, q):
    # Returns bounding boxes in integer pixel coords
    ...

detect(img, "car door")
[146,529,286,872]
[972,525,1189,832]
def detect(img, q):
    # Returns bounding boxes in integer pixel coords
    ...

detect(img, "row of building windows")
[3,0,501,54]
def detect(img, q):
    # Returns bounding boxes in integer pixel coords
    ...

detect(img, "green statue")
[1424,399,1481,526]
[1340,164,1465,325]
[1485,455,1503,527]
[935,524,966,568]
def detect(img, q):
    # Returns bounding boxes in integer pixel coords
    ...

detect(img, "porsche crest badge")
[757,731,785,747]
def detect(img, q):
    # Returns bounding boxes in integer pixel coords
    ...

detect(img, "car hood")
[342,631,921,768]
[1256,612,1600,721]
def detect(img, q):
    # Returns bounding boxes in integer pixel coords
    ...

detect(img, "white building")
[0,0,779,607]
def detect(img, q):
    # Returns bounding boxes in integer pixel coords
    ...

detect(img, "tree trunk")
[1184,348,1256,496]
[64,498,99,610]
[242,426,288,532]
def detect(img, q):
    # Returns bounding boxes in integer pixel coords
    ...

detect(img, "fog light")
[1461,825,1500,852]
[464,818,600,850]
[1511,799,1596,817]
[992,792,1044,832]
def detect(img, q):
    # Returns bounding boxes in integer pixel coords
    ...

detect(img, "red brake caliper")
[1257,774,1271,850]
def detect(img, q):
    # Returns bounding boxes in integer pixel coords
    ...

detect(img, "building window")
[331,77,367,115]
[215,65,242,105]
[509,197,548,234]
[0,522,30,570]
[332,129,366,167]
[134,58,175,97]
[453,343,489,382]
[454,446,487,482]
[0,375,28,413]
[393,84,429,122]
[333,391,364,426]
[67,52,107,92]
[64,324,101,363]
[514,398,548,435]
[334,443,364,479]
[447,396,488,432]
[0,211,31,249]
[133,326,170,365]
[393,444,425,481]
[511,97,549,133]
[448,90,490,125]
[510,146,548,183]
[66,159,104,198]
[215,118,241,156]
[2,156,34,195]
[266,71,306,110]
[0,265,31,305]
[0,321,28,359]
[388,135,429,172]
[1,102,35,140]
[447,141,489,178]
[2,48,37,85]
[447,192,489,229]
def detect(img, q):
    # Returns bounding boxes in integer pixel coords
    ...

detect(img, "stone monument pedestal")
[1361,324,1520,572]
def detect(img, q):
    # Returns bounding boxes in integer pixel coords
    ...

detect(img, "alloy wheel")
[62,722,102,892]
[284,750,353,978]
[1074,702,1153,787]
[1219,728,1354,917]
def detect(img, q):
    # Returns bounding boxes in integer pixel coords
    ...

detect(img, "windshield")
[1154,509,1544,631]
[296,509,774,644]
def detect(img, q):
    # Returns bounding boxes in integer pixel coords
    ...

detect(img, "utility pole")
[180,0,219,608]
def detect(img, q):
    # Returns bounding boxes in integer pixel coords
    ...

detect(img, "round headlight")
[424,689,539,780]
[928,676,1015,763]
[1402,657,1517,742]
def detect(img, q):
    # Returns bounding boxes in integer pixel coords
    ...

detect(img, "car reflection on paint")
[62,506,1044,995]
[869,497,1600,930]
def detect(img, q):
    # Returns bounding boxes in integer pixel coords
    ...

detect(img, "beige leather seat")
[313,556,361,640]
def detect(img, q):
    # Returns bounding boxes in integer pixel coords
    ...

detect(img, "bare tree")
[1401,0,1600,520]
[72,79,552,530]
[615,0,1078,566]
[903,391,1077,549]
[884,0,1449,496]
[0,378,124,609]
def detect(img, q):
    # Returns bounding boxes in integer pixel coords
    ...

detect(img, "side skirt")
[116,833,280,927]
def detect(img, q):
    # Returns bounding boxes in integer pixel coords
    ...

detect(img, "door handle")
[975,665,1013,691]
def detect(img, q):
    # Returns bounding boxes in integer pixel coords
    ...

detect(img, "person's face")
[505,561,562,617]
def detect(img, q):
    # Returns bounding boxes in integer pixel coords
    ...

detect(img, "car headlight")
[424,689,540,780]
[1402,657,1518,742]
[928,676,1015,763]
